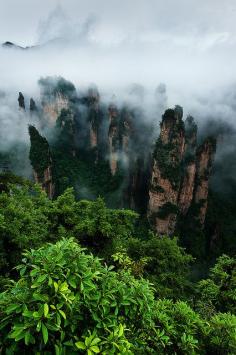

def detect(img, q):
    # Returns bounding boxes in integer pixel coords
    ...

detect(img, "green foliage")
[29,125,52,179]
[51,188,137,256]
[0,183,235,354]
[152,299,205,354]
[196,254,236,315]
[55,109,76,152]
[0,185,137,276]
[153,139,181,189]
[206,313,236,354]
[0,238,153,354]
[125,234,194,299]
[0,184,51,275]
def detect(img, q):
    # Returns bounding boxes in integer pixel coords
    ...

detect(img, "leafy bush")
[0,185,137,276]
[152,299,205,354]
[125,235,194,299]
[206,313,236,355]
[0,184,51,275]
[0,238,154,354]
[196,254,236,314]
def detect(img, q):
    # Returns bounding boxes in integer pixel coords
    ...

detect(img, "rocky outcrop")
[178,116,198,214]
[178,162,196,214]
[30,98,37,112]
[108,104,120,175]
[194,137,216,225]
[148,107,216,235]
[87,88,100,149]
[33,165,54,199]
[120,108,133,155]
[28,126,54,199]
[39,77,76,126]
[18,92,25,110]
[42,92,70,125]
[148,106,185,235]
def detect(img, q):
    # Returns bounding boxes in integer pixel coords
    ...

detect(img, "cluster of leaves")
[0,238,235,354]
[0,238,153,354]
[0,184,137,276]
[124,235,194,299]
[196,254,236,315]
[0,184,51,274]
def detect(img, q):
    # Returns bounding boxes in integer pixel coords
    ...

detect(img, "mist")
[0,0,236,186]
[0,1,236,108]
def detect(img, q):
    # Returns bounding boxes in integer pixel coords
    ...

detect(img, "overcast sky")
[0,0,236,46]
[0,0,236,117]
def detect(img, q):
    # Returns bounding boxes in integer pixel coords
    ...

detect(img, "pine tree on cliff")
[28,125,52,180]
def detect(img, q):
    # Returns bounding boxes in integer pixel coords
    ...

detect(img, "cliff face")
[148,107,216,235]
[33,165,54,199]
[108,104,120,175]
[39,77,76,126]
[178,162,196,214]
[178,116,198,214]
[87,88,100,149]
[194,138,216,224]
[42,92,70,125]
[148,107,185,235]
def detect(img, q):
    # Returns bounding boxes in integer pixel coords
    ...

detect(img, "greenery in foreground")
[0,182,235,354]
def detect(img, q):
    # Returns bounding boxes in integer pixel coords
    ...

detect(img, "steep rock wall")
[194,138,216,225]
[148,107,216,235]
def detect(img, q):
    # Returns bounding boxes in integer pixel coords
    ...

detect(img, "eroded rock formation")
[87,88,100,149]
[194,138,216,224]
[148,107,216,235]
[178,116,198,214]
[18,92,25,110]
[30,98,37,113]
[108,104,120,175]
[42,92,70,125]
[24,78,216,227]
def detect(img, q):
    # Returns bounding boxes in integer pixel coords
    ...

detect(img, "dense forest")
[0,76,236,354]
[0,179,235,354]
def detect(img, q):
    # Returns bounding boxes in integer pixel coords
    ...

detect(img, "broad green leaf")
[44,303,49,317]
[6,304,20,314]
[41,323,48,344]
[9,327,24,339]
[59,310,66,320]
[90,346,100,353]
[59,282,68,292]
[24,331,31,345]
[36,320,42,332]
[36,274,47,284]
[91,337,101,346]
[75,341,86,350]
[30,269,39,277]
[118,324,124,337]
[54,282,58,293]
